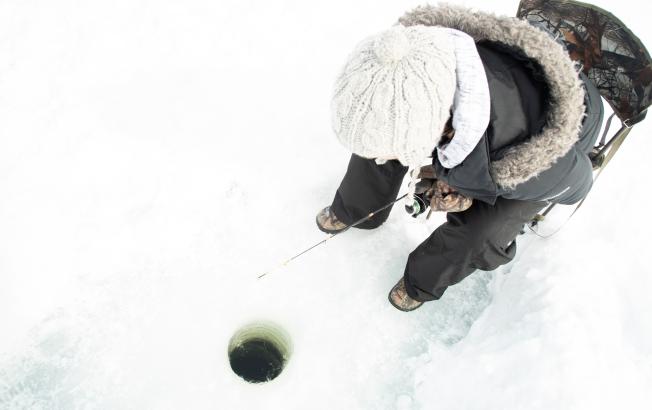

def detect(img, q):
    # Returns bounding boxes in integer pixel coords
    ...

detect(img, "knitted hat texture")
[330,25,457,168]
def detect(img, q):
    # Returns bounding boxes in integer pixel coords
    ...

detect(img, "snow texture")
[0,1,651,409]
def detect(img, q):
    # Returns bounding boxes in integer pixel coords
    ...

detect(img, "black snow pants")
[330,154,546,302]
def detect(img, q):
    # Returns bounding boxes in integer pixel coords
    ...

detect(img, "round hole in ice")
[228,321,292,384]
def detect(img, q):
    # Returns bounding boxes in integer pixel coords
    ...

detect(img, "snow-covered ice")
[1,0,651,409]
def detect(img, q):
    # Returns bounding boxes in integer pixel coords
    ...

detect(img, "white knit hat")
[331,25,456,167]
[330,25,490,204]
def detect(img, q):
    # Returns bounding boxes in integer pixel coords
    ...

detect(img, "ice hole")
[228,322,292,384]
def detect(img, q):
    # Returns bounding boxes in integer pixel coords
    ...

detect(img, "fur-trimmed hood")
[399,3,586,189]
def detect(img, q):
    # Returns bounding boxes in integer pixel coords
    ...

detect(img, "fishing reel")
[404,192,429,218]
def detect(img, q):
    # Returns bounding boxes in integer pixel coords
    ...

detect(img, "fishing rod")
[257,193,409,279]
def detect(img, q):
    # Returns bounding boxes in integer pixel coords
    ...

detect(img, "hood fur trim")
[399,4,586,189]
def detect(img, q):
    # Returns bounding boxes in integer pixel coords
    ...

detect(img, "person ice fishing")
[316,4,604,311]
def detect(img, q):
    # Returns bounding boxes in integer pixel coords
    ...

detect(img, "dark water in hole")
[229,338,284,383]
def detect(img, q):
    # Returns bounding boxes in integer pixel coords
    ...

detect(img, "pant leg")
[404,197,547,301]
[330,154,408,229]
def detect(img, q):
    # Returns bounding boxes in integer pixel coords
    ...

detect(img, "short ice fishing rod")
[257,193,415,279]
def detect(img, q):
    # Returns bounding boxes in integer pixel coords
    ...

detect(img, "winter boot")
[315,206,347,234]
[388,277,424,312]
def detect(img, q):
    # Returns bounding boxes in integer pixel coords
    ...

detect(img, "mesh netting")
[517,0,652,123]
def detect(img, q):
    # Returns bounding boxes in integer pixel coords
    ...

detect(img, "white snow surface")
[1,0,651,409]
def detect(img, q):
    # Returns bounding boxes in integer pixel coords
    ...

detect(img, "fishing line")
[257,194,408,279]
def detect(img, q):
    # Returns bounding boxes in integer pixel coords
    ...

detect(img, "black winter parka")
[433,41,604,205]
[400,5,605,206]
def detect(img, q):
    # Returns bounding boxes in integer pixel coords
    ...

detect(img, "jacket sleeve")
[498,146,593,205]
[433,134,500,205]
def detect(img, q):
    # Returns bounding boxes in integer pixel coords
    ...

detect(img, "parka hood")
[399,3,587,189]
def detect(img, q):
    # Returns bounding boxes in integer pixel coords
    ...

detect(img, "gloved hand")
[415,165,473,213]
